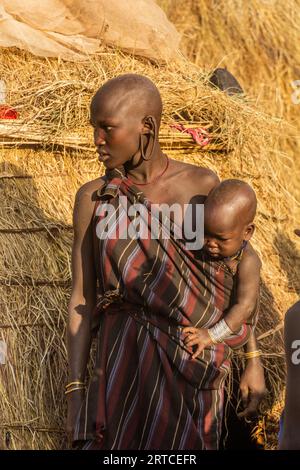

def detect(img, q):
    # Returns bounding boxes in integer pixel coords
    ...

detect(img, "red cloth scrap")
[170,123,210,147]
[0,105,18,119]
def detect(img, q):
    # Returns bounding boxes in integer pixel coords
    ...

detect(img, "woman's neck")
[125,143,166,184]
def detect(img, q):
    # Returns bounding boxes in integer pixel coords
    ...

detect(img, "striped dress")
[73,167,255,450]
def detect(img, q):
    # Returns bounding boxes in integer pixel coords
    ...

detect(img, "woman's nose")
[94,128,106,146]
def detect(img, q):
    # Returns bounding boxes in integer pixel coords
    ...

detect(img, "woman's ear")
[142,115,156,136]
[140,115,157,161]
[244,223,255,241]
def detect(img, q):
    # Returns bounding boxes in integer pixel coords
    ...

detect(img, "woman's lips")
[98,152,110,162]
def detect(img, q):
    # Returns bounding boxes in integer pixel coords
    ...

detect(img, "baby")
[183,179,261,358]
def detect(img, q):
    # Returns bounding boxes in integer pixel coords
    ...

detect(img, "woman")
[66,73,266,450]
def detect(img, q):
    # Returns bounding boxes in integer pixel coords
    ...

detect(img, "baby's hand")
[182,327,213,359]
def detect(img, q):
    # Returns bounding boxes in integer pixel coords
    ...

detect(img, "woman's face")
[90,94,142,170]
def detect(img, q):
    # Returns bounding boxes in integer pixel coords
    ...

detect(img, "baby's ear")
[244,223,255,240]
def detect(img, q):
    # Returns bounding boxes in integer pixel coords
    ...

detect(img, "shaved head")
[91,74,163,126]
[205,179,257,229]
[90,74,164,169]
[204,179,257,259]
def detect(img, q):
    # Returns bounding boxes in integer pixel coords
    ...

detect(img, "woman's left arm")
[238,329,266,418]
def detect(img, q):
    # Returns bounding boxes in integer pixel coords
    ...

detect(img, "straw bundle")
[159,0,300,202]
[0,43,298,450]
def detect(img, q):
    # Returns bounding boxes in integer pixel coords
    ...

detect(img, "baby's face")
[203,198,255,260]
[203,205,249,259]
[203,225,245,260]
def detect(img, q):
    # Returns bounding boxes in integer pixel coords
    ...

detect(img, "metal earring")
[139,133,147,160]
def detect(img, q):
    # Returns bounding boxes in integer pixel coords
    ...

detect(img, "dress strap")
[96,166,126,200]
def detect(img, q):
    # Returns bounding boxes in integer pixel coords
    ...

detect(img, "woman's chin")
[103,159,125,170]
[101,159,115,170]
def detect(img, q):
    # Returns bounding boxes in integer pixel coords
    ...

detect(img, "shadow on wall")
[0,161,72,450]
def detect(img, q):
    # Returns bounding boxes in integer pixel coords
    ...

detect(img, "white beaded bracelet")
[207,319,233,343]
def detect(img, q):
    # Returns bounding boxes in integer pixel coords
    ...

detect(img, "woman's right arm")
[66,184,97,440]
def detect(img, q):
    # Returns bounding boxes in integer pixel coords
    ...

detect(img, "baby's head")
[203,179,257,260]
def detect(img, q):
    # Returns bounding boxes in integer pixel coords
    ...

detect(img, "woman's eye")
[105,126,113,131]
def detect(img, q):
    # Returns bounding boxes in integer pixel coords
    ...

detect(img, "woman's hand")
[238,358,266,418]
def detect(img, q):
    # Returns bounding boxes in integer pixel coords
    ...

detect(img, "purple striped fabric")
[73,167,256,450]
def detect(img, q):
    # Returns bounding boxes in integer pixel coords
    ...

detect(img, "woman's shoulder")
[73,176,106,217]
[168,159,220,191]
[169,158,218,177]
[76,176,106,199]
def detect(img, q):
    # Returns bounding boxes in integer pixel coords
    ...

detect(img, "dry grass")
[159,0,300,204]
[0,41,299,449]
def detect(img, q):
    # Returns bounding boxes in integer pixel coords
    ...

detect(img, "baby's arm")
[182,246,261,358]
[224,245,261,333]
